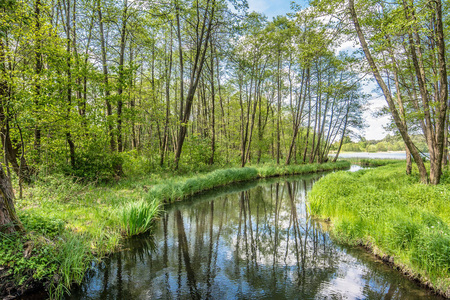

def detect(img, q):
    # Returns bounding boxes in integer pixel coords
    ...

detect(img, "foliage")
[332,135,429,153]
[0,232,92,299]
[63,150,124,183]
[309,163,450,293]
[19,213,64,238]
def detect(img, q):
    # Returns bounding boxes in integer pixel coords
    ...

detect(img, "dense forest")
[0,0,366,185]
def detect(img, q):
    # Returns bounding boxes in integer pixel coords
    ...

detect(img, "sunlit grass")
[341,158,403,167]
[309,162,450,294]
[118,199,161,236]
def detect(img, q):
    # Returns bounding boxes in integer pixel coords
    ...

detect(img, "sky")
[246,0,390,141]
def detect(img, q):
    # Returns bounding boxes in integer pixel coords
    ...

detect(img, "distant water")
[334,152,406,160]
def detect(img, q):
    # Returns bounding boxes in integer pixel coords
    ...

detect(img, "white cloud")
[362,98,390,140]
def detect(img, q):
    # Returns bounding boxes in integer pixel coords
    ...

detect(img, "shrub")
[64,150,123,183]
[19,213,65,238]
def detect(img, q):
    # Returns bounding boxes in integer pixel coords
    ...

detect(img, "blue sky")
[247,0,309,19]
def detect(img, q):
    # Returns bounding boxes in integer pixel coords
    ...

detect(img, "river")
[67,172,440,299]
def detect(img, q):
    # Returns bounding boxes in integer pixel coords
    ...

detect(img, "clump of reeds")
[118,199,161,236]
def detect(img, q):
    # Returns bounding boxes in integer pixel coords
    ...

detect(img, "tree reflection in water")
[68,176,440,300]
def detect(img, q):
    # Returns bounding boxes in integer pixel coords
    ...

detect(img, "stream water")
[68,173,441,299]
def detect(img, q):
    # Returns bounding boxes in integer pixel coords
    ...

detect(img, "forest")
[0,0,365,183]
[1,0,450,298]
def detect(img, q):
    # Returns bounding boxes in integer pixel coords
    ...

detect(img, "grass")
[309,162,450,296]
[342,158,403,167]
[119,199,161,236]
[1,160,350,299]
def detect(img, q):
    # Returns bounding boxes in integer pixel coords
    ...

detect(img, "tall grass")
[309,162,450,295]
[343,158,403,167]
[118,199,161,236]
[49,234,93,299]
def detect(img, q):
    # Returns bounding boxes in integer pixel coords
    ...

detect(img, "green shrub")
[64,150,123,183]
[19,213,65,238]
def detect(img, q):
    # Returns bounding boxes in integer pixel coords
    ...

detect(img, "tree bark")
[174,0,215,169]
[348,0,428,183]
[97,0,115,151]
[116,0,128,153]
[0,163,24,234]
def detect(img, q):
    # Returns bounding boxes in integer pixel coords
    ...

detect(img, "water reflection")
[68,176,439,299]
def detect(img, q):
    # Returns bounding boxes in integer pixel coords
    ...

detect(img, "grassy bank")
[343,158,403,167]
[309,162,450,297]
[1,161,350,299]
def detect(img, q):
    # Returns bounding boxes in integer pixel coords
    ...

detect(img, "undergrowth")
[309,162,450,295]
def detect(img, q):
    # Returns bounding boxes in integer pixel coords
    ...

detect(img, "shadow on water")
[67,173,442,300]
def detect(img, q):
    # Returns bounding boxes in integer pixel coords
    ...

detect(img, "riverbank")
[309,162,450,298]
[344,158,403,167]
[1,161,350,299]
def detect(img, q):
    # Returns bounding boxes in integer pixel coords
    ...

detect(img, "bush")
[64,150,123,183]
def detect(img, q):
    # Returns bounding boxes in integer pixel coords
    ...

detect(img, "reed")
[118,199,161,236]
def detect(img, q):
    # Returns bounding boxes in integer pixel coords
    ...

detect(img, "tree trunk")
[117,0,128,153]
[174,0,215,169]
[34,0,42,163]
[286,68,307,165]
[161,26,173,166]
[209,44,215,165]
[0,40,32,183]
[64,0,76,168]
[333,99,350,162]
[0,163,24,234]
[349,0,428,183]
[97,0,115,151]
[276,50,281,164]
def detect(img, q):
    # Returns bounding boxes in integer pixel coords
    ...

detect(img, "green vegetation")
[309,163,450,296]
[344,158,403,167]
[331,135,429,153]
[1,0,449,296]
[0,161,349,298]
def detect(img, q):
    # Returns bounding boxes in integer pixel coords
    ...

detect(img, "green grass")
[119,199,161,236]
[145,161,350,203]
[1,161,349,299]
[342,158,403,167]
[309,162,450,296]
